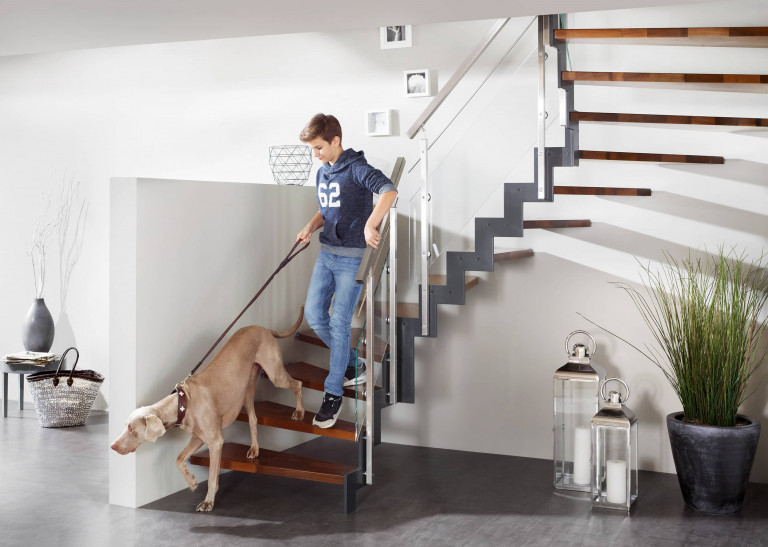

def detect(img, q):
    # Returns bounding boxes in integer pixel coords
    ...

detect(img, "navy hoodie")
[316,149,396,257]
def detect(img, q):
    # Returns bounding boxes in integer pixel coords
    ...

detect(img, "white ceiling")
[0,0,706,57]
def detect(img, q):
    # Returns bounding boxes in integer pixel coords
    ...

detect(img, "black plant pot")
[666,412,761,514]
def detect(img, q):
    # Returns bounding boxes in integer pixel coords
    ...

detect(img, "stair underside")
[580,150,724,164]
[239,400,359,441]
[563,71,768,93]
[284,361,380,399]
[555,186,651,196]
[189,442,356,485]
[571,111,768,127]
[554,27,768,47]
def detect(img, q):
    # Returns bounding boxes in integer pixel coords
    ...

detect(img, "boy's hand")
[297,225,313,244]
[365,223,381,249]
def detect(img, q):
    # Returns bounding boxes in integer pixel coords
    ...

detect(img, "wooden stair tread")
[429,275,479,291]
[523,219,591,229]
[240,400,359,441]
[579,150,724,164]
[284,361,380,399]
[555,27,768,47]
[494,249,535,262]
[189,442,356,485]
[563,71,768,92]
[571,111,768,127]
[397,302,420,319]
[296,329,388,363]
[555,186,651,196]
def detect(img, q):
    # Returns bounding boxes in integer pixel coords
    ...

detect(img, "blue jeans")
[305,251,363,396]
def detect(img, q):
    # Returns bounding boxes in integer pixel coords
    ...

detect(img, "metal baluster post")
[419,127,430,335]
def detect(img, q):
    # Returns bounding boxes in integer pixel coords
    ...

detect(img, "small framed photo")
[366,110,392,137]
[404,69,433,98]
[380,25,412,49]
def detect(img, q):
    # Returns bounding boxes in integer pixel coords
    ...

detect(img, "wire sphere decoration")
[269,145,312,186]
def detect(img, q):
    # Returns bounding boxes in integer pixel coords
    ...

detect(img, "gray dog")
[111,308,305,511]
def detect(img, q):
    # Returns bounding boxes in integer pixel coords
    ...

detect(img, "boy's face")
[307,136,342,165]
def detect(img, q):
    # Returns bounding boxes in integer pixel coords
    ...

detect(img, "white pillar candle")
[573,426,591,485]
[606,459,627,504]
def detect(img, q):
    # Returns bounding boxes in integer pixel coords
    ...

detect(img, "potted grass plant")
[598,247,767,514]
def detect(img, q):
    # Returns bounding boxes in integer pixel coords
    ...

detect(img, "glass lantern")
[553,330,599,492]
[591,378,638,511]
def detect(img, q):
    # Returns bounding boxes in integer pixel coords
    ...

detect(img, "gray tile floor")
[2,404,767,546]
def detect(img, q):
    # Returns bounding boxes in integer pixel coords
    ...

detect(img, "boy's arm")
[364,190,398,249]
[297,210,324,244]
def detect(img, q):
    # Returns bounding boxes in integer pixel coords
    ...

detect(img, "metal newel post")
[389,207,398,404]
[537,15,548,200]
[419,127,430,335]
[365,271,374,485]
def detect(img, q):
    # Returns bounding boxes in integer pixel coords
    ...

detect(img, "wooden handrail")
[407,19,510,139]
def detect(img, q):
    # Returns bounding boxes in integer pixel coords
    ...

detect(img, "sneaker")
[343,362,367,386]
[312,392,343,429]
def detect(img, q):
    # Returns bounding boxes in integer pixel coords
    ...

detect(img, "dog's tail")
[270,306,304,338]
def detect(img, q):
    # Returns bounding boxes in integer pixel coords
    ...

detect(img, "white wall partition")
[109,177,317,507]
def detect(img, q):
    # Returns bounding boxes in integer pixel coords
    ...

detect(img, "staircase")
[190,17,768,512]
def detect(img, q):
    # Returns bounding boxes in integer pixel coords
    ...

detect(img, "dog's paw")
[291,409,305,421]
[188,480,198,492]
[196,500,214,512]
[247,446,259,460]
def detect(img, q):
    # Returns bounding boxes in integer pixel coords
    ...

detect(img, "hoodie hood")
[324,148,366,174]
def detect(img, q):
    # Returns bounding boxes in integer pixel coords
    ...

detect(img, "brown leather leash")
[171,240,310,425]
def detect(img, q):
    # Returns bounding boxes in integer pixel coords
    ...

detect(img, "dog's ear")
[144,415,166,442]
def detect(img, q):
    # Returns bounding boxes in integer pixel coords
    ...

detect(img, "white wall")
[109,178,318,507]
[385,0,768,484]
[0,19,493,409]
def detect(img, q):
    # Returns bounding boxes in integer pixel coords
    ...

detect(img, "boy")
[296,113,398,428]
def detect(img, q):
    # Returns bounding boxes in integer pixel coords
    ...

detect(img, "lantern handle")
[600,377,630,404]
[565,330,597,358]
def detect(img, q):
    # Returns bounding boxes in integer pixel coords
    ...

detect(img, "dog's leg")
[268,367,305,420]
[176,436,204,491]
[196,431,224,512]
[245,364,260,460]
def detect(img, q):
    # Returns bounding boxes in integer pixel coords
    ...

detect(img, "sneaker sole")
[342,374,367,387]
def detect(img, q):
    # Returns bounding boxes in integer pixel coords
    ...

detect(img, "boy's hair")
[300,113,342,144]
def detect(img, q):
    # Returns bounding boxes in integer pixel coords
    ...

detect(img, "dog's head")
[110,406,167,455]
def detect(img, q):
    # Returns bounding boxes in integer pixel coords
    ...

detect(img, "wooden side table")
[2,358,62,417]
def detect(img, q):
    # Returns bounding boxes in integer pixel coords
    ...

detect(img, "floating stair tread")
[523,219,591,229]
[494,249,535,262]
[571,111,768,127]
[240,400,359,441]
[189,442,356,484]
[555,186,651,196]
[284,361,380,399]
[397,302,420,319]
[562,71,768,92]
[295,329,388,363]
[429,275,479,291]
[579,150,723,164]
[554,27,768,47]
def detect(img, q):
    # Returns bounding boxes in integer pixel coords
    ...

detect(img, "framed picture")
[404,69,433,98]
[380,25,412,49]
[366,110,392,137]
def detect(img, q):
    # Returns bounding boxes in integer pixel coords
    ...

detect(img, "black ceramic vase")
[666,412,761,514]
[21,298,55,352]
